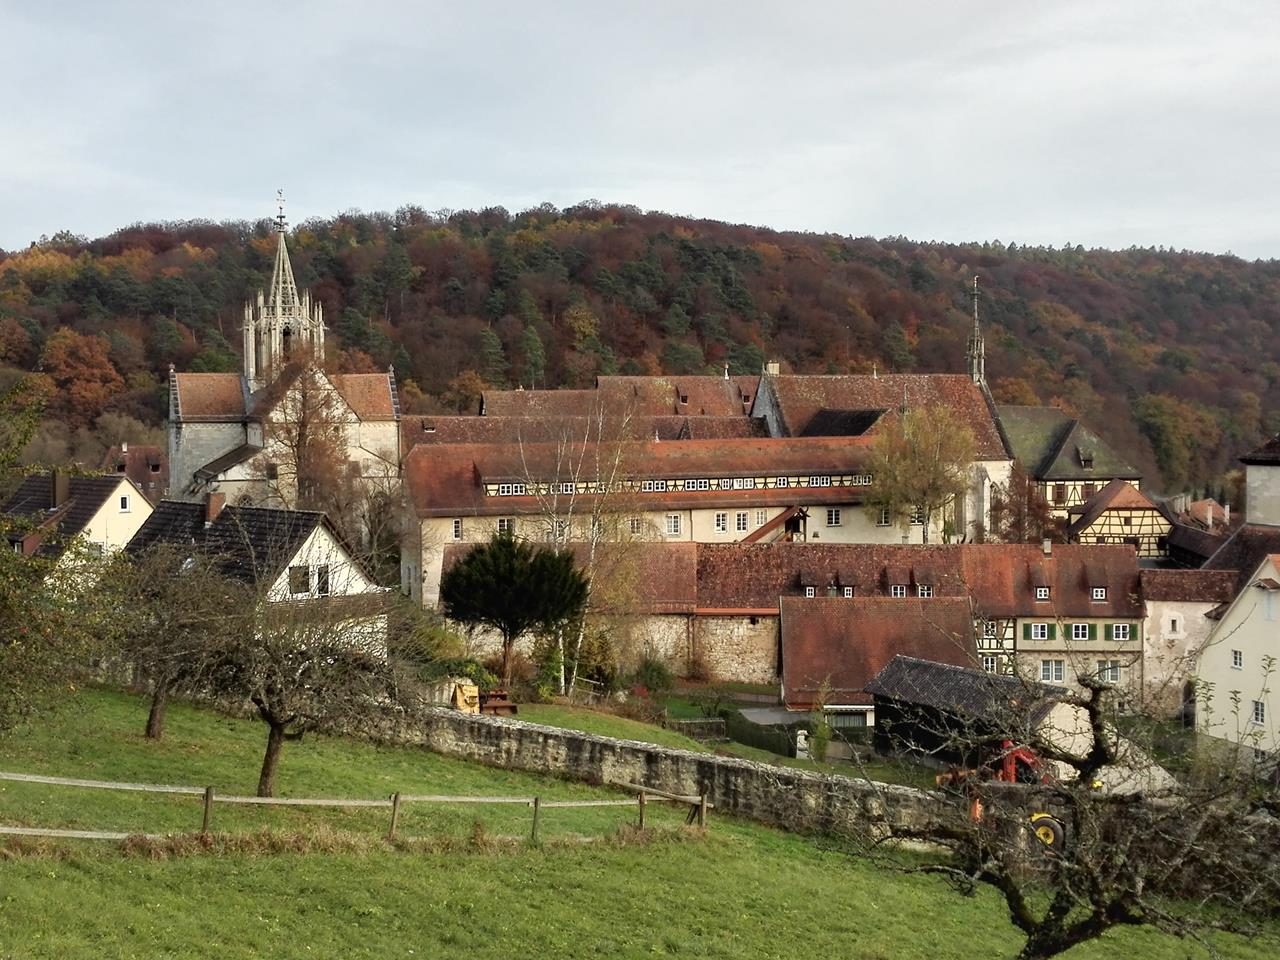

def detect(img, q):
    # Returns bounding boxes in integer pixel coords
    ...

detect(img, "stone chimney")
[50,470,70,508]
[1224,502,1230,526]
[121,441,128,455]
[204,491,226,527]
[1042,538,1052,556]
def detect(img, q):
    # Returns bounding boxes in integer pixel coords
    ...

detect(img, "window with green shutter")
[1088,623,1097,641]
[1048,624,1057,640]
[1023,623,1031,641]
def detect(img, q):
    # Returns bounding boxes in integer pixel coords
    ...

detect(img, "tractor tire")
[1029,812,1065,851]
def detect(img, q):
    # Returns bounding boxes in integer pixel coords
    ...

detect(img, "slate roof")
[403,436,876,518]
[766,374,1007,459]
[780,597,977,707]
[193,443,262,483]
[864,655,1065,727]
[1204,523,1280,593]
[1,473,128,557]
[1240,435,1280,466]
[127,502,329,586]
[694,542,1143,618]
[997,405,1141,481]
[1065,480,1173,538]
[1166,523,1227,565]
[1138,569,1237,604]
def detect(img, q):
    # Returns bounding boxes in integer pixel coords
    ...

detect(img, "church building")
[167,201,401,508]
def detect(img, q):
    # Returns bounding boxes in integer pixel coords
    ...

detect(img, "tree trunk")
[501,635,514,688]
[257,721,287,798]
[921,508,931,544]
[145,679,170,740]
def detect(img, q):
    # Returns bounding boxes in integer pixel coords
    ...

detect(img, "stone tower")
[966,275,985,385]
[243,192,325,389]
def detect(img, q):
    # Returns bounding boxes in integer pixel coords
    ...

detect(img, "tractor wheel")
[1029,812,1065,851]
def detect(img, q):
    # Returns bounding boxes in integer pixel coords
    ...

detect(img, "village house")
[1137,569,1237,715]
[1065,479,1175,559]
[100,442,169,505]
[2,470,152,562]
[166,208,400,510]
[127,493,389,656]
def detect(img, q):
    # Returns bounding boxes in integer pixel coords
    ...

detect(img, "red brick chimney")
[204,491,226,526]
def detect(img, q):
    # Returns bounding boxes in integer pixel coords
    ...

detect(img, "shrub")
[630,657,674,697]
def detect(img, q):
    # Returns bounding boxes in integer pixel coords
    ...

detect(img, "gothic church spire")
[966,275,985,385]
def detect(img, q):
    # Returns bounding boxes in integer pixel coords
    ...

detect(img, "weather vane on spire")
[275,188,287,232]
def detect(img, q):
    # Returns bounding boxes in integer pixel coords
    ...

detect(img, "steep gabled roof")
[1240,435,1280,466]
[865,655,1065,727]
[1204,523,1280,593]
[1,473,129,557]
[781,597,977,707]
[100,444,168,504]
[331,373,398,420]
[767,374,1007,459]
[997,406,1140,481]
[124,500,207,555]
[1065,479,1171,537]
[172,373,247,421]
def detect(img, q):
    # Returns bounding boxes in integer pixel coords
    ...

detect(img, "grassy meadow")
[0,689,1274,960]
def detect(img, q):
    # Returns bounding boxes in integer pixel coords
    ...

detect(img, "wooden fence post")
[387,792,402,842]
[638,791,647,830]
[531,796,541,843]
[201,786,214,836]
[698,793,707,829]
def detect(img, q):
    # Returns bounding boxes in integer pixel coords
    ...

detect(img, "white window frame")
[1091,587,1107,601]
[804,587,816,598]
[118,494,131,512]
[1231,649,1243,670]
[1112,623,1131,641]
[909,507,924,525]
[842,586,853,598]
[665,514,681,536]
[983,620,998,639]
[1031,622,1049,641]
[1035,586,1050,601]
[714,512,727,533]
[1252,700,1266,725]
[876,507,891,527]
[808,475,832,487]
[641,479,668,493]
[1096,660,1121,683]
[890,584,907,599]
[1041,659,1065,682]
[629,517,644,535]
[982,655,999,674]
[1072,623,1089,641]
[826,508,842,527]
[452,518,463,541]
[755,510,767,527]
[917,584,933,598]
[774,477,789,488]
[497,518,514,535]
[736,512,748,532]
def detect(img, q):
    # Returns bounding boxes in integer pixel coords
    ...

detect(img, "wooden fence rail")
[0,770,711,844]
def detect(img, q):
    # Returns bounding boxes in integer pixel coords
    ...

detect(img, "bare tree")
[989,459,1059,544]
[858,663,1280,960]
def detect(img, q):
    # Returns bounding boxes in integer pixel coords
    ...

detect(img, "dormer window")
[1091,587,1107,601]
[843,586,853,598]
[1078,445,1095,469]
[1035,586,1051,601]
[890,584,907,598]
[917,584,933,598]
[679,393,688,404]
[804,586,816,598]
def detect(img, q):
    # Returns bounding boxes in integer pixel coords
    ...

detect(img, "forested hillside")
[2,202,1278,494]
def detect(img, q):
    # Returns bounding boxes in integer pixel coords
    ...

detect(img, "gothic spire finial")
[966,274,986,385]
[275,188,287,233]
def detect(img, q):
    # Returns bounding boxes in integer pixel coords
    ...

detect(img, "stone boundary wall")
[341,707,952,836]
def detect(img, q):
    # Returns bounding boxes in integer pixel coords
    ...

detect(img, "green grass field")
[0,690,1274,960]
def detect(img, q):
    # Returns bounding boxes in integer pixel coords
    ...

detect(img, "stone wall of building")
[693,615,778,683]
[343,706,948,836]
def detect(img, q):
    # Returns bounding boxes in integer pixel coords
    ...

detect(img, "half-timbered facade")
[1065,479,1174,559]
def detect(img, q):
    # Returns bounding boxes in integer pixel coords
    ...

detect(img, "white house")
[2,471,152,563]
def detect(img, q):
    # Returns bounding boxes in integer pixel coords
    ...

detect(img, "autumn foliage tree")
[38,328,124,428]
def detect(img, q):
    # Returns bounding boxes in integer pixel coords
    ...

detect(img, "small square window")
[983,620,998,639]
[804,586,816,598]
[842,586,853,598]
[890,584,907,598]
[452,518,463,540]
[1091,587,1107,601]
[736,512,748,532]
[497,518,514,535]
[629,517,643,535]
[1072,623,1089,641]
[1031,622,1048,640]
[982,655,999,674]
[917,584,933,598]
[1035,586,1050,601]
[288,565,310,595]
[1123,517,1132,527]
[1041,659,1065,682]
[1231,649,1243,670]
[265,462,279,480]
[1252,700,1266,725]
[714,512,727,533]
[826,508,842,527]
[1112,623,1131,641]
[1096,660,1121,683]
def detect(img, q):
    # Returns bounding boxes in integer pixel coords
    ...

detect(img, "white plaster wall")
[266,524,379,602]
[1245,464,1280,526]
[82,479,153,553]
[1142,599,1218,714]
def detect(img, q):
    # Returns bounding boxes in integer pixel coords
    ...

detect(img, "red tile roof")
[100,444,168,504]
[780,596,977,708]
[401,415,766,454]
[331,373,397,420]
[766,374,1008,459]
[404,436,876,518]
[172,373,245,420]
[694,542,1143,618]
[1138,569,1237,604]
[481,375,759,419]
[1065,479,1173,537]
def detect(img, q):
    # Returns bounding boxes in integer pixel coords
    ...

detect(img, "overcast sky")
[5,1,1279,258]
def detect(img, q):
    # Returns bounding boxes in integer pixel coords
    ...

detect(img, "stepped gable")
[1138,568,1237,604]
[865,655,1064,725]
[403,436,876,518]
[768,374,1006,459]
[781,597,976,707]
[1204,524,1280,593]
[1,473,124,557]
[997,405,1140,480]
[1240,435,1280,465]
[171,372,246,420]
